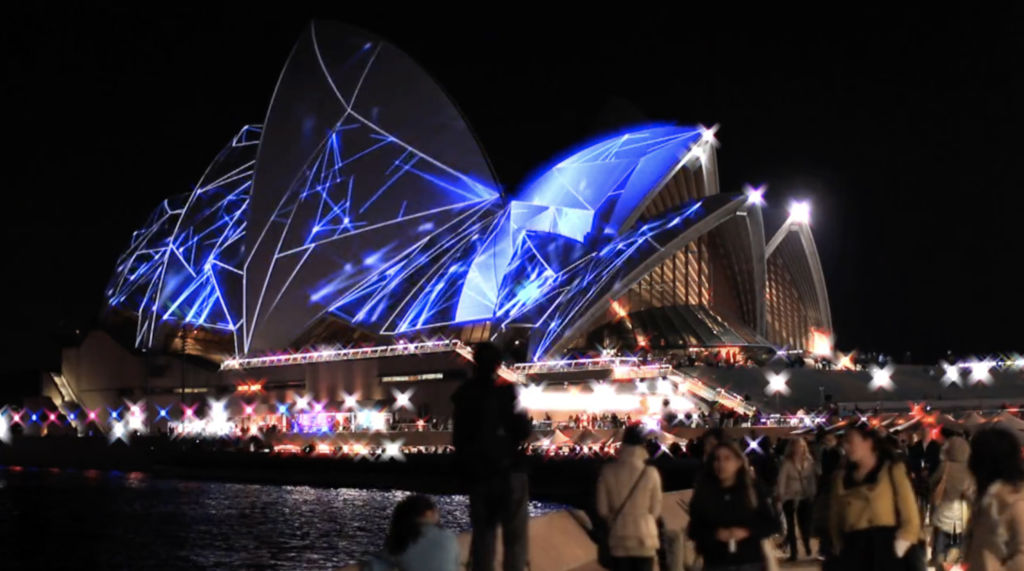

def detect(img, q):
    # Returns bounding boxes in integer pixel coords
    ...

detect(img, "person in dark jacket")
[452,342,532,571]
[688,441,779,571]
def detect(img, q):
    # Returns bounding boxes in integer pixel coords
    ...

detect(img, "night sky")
[3,6,1021,379]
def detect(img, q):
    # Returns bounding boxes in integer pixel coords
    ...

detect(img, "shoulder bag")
[596,467,649,568]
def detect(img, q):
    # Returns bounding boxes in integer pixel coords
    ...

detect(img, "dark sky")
[3,5,1021,375]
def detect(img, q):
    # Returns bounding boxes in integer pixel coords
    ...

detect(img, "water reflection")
[0,468,561,569]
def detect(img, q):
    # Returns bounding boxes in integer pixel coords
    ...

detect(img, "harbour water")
[0,466,562,569]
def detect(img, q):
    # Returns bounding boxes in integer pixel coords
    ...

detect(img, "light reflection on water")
[0,469,561,569]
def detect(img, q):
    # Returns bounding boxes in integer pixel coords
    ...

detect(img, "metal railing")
[221,340,468,370]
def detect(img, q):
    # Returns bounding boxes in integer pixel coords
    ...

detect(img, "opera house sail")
[105,21,833,364]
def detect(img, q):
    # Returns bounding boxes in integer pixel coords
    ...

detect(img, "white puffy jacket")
[596,444,664,557]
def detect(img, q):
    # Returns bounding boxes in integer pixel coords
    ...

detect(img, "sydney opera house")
[54,22,835,422]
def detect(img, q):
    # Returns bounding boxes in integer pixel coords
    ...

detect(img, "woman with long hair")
[380,494,459,571]
[963,427,1024,570]
[828,425,921,571]
[929,434,973,567]
[687,441,778,571]
[777,437,816,561]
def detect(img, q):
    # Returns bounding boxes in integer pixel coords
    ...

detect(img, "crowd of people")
[361,342,1024,570]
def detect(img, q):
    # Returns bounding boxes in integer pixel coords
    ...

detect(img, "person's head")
[969,427,1024,494]
[385,494,439,555]
[823,432,838,448]
[710,441,749,486]
[786,437,810,463]
[622,423,648,447]
[471,342,503,381]
[701,427,725,457]
[842,424,890,467]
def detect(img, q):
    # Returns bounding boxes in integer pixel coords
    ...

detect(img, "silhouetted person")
[452,342,532,571]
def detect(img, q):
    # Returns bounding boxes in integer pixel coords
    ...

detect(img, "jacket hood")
[944,436,970,463]
[618,444,650,465]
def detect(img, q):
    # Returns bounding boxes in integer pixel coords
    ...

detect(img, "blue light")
[111,115,711,354]
[156,406,170,420]
[105,125,258,351]
[454,125,704,323]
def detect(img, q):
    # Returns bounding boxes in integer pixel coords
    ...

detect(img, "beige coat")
[778,457,817,502]
[964,481,1024,571]
[931,436,975,534]
[829,460,921,550]
[596,444,663,557]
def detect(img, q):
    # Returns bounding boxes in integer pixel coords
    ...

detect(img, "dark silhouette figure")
[452,342,532,571]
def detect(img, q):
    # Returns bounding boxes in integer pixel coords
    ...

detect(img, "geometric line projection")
[107,21,831,362]
[106,125,260,352]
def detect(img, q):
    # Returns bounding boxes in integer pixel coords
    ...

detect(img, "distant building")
[62,22,834,417]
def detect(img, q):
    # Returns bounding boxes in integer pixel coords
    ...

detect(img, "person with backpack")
[451,342,532,571]
[595,424,664,571]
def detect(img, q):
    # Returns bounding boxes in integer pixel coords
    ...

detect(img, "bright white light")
[1010,354,1024,371]
[745,435,764,454]
[126,400,146,432]
[789,201,811,225]
[293,394,310,411]
[205,397,233,436]
[641,416,660,432]
[0,409,9,444]
[655,378,673,396]
[699,123,720,146]
[940,362,963,387]
[635,380,649,394]
[968,359,994,385]
[380,439,405,462]
[109,421,128,443]
[356,409,388,432]
[391,388,415,411]
[868,365,895,392]
[518,384,641,412]
[744,184,766,206]
[660,394,696,413]
[342,391,359,410]
[764,370,791,396]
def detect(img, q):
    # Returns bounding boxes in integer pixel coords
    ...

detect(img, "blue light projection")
[106,125,260,350]
[239,113,502,342]
[523,199,714,358]
[108,19,729,357]
[109,123,715,356]
[455,125,706,323]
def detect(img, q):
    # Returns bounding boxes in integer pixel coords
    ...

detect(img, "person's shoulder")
[985,481,1024,508]
[419,524,458,548]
